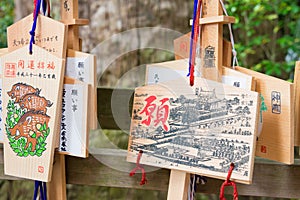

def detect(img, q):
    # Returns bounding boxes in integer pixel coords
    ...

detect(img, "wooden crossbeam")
[189,15,235,25]
[0,145,300,199]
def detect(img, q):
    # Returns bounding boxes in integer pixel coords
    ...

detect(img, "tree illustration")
[260,94,267,122]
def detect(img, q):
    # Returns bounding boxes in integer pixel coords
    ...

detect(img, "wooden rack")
[0,87,299,199]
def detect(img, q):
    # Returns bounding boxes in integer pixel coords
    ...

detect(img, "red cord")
[129,150,147,185]
[190,0,202,86]
[219,163,238,200]
[33,0,38,18]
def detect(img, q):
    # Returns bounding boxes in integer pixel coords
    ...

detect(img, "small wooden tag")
[57,50,96,157]
[0,49,8,143]
[7,14,67,58]
[145,59,254,90]
[294,62,300,146]
[1,45,65,181]
[128,77,259,184]
[0,78,2,143]
[59,78,89,158]
[235,66,294,164]
[65,49,97,130]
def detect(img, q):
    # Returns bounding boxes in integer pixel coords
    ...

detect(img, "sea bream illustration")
[19,93,53,114]
[9,111,50,151]
[7,83,40,103]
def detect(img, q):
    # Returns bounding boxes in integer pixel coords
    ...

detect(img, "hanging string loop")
[29,0,42,54]
[188,0,202,86]
[129,150,147,185]
[219,163,238,200]
[33,181,47,200]
[219,0,239,68]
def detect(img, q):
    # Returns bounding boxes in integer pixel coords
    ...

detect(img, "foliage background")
[0,0,300,199]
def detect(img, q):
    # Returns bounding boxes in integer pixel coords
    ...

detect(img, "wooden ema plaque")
[235,67,295,164]
[66,49,97,130]
[1,45,65,181]
[174,32,233,68]
[7,14,68,58]
[146,59,255,91]
[59,77,89,157]
[0,49,8,143]
[295,61,300,146]
[128,77,259,184]
[57,50,96,157]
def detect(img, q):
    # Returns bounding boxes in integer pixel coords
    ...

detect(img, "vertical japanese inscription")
[64,0,70,12]
[271,91,281,114]
[204,46,216,68]
[60,89,67,152]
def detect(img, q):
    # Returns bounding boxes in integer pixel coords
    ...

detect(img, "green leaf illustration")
[17,152,24,157]
[6,94,50,157]
[42,123,46,131]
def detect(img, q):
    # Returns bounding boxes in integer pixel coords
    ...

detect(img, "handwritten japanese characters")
[204,46,216,68]
[1,45,65,182]
[55,50,96,157]
[7,14,67,58]
[271,91,281,114]
[59,83,88,157]
[128,77,259,184]
[66,50,97,129]
[146,59,254,90]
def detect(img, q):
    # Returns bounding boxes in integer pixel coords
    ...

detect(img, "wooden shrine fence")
[0,87,300,199]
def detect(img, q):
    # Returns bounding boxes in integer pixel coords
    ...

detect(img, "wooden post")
[200,0,223,82]
[294,61,300,146]
[168,1,235,199]
[167,170,190,200]
[47,1,89,199]
[60,0,89,51]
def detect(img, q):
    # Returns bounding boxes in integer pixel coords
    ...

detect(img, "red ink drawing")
[9,112,50,151]
[154,98,170,131]
[140,96,170,131]
[28,60,35,70]
[261,145,267,153]
[47,61,55,70]
[140,96,157,126]
[180,41,188,53]
[6,83,51,157]
[7,83,40,103]
[4,63,17,78]
[37,61,45,69]
[18,60,25,69]
[19,93,53,114]
[38,166,44,173]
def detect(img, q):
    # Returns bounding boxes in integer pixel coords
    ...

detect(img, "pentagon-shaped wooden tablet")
[7,14,67,58]
[235,66,294,164]
[1,45,65,181]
